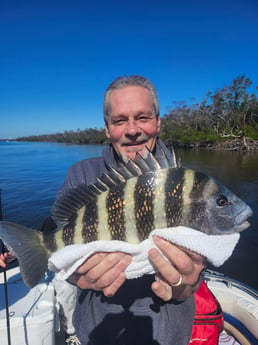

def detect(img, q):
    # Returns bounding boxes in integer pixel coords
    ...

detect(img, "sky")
[1,0,258,139]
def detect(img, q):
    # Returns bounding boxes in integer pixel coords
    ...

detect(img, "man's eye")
[113,119,125,125]
[138,115,151,121]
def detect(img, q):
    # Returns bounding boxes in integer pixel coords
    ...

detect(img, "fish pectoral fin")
[0,221,48,288]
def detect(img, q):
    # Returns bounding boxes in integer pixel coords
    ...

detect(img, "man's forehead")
[109,87,154,110]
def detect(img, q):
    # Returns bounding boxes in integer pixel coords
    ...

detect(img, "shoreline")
[1,138,258,152]
[166,138,258,151]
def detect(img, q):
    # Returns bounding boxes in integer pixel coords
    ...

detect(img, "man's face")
[105,86,161,161]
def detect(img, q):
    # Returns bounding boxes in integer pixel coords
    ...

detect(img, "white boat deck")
[0,265,57,345]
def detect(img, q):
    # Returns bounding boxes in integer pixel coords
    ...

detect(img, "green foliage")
[160,126,221,143]
[16,128,107,144]
[244,125,258,140]
[13,75,258,147]
[160,74,258,145]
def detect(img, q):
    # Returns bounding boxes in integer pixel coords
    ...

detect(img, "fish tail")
[0,221,48,288]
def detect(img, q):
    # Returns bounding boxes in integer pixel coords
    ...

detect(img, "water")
[0,142,257,290]
[0,142,103,227]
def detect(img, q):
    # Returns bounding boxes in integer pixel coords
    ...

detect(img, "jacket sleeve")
[57,156,106,198]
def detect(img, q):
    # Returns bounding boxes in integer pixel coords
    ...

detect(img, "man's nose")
[125,120,140,136]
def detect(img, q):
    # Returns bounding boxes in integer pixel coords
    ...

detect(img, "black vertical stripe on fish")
[43,231,58,252]
[106,183,126,240]
[187,173,216,233]
[164,167,185,227]
[135,174,155,241]
[62,222,76,246]
[82,202,99,243]
[191,171,211,199]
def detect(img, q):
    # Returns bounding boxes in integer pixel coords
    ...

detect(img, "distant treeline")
[16,128,107,145]
[15,75,258,150]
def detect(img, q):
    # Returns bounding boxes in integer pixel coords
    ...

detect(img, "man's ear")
[157,117,161,132]
[105,125,111,138]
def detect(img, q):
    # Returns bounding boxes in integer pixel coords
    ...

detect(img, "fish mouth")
[235,205,253,232]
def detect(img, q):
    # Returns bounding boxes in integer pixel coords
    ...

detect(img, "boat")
[205,270,258,345]
[1,263,258,345]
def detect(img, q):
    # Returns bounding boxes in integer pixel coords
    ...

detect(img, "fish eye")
[216,195,228,206]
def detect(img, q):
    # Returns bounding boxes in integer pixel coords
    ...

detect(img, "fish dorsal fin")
[135,149,161,172]
[155,140,179,168]
[52,144,178,225]
[52,184,93,225]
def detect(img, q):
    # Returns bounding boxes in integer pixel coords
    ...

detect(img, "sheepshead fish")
[0,146,253,287]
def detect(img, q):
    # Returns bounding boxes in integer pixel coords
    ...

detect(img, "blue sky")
[1,0,258,139]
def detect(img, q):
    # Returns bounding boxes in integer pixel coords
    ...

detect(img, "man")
[57,75,205,345]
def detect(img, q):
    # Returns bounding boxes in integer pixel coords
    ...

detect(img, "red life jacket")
[189,280,224,344]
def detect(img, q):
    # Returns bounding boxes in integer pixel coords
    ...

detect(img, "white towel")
[48,226,240,281]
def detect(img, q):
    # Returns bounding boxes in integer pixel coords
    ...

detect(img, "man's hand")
[0,253,7,268]
[69,252,132,297]
[69,237,205,301]
[149,237,206,301]
[0,252,15,269]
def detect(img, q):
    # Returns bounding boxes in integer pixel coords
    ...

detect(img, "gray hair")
[103,75,160,124]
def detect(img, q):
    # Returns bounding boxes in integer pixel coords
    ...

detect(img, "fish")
[0,144,253,287]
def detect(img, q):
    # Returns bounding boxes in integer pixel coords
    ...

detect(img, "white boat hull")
[205,271,258,345]
[0,265,57,345]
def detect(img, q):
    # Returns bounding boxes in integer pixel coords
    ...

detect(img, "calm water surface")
[0,142,104,227]
[0,142,257,289]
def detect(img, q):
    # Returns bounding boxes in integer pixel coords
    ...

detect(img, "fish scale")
[134,174,155,242]
[81,204,97,243]
[164,168,185,227]
[106,184,126,241]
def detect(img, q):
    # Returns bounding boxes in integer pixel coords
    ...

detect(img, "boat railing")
[204,269,258,300]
